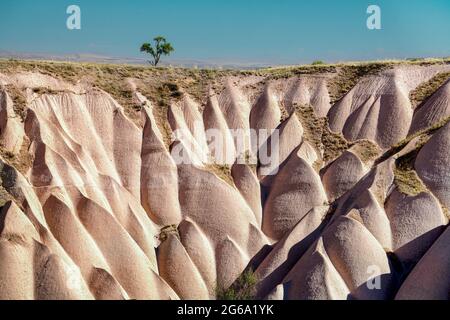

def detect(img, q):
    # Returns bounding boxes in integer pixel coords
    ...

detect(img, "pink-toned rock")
[279,76,332,117]
[0,90,24,154]
[231,164,262,225]
[158,234,210,299]
[283,238,350,300]
[218,82,252,155]
[178,218,217,297]
[0,202,93,300]
[328,66,450,149]
[395,226,450,300]
[258,113,303,182]
[322,150,367,201]
[385,188,447,265]
[177,164,268,292]
[250,85,281,149]
[415,122,450,209]
[88,268,129,300]
[141,106,182,226]
[203,92,236,164]
[410,79,450,134]
[263,150,327,241]
[255,206,328,298]
[322,214,393,300]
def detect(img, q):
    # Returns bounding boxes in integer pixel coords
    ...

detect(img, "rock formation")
[0,60,449,300]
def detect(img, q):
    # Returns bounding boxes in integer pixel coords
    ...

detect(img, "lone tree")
[140,36,174,66]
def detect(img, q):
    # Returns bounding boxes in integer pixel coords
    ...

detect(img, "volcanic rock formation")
[0,60,449,300]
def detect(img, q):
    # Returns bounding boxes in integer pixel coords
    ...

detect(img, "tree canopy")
[140,36,174,66]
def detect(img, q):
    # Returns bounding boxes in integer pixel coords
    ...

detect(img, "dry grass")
[443,207,450,220]
[350,139,381,164]
[321,124,350,164]
[0,159,21,209]
[376,116,450,197]
[31,87,72,95]
[1,57,449,171]
[0,185,13,208]
[394,163,428,197]
[410,72,450,108]
[205,163,235,187]
[378,115,450,164]
[4,85,27,122]
[257,64,336,80]
[0,232,29,246]
[327,63,393,105]
[158,224,179,243]
[392,136,428,196]
[254,58,450,105]
[294,104,326,152]
[0,59,234,131]
[0,138,34,176]
[216,269,258,300]
[242,151,258,173]
[293,103,350,166]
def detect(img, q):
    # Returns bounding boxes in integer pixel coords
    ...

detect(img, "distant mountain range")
[0,50,272,69]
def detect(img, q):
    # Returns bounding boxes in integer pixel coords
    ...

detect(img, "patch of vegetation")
[410,72,450,108]
[0,232,29,246]
[1,57,448,159]
[252,58,449,80]
[394,167,427,197]
[0,137,34,176]
[0,184,13,208]
[350,139,381,164]
[278,103,290,122]
[32,87,69,95]
[406,57,426,62]
[205,163,234,187]
[321,122,350,164]
[258,64,336,80]
[312,60,325,65]
[241,151,258,173]
[158,224,179,242]
[0,149,15,162]
[252,58,450,105]
[156,82,183,104]
[377,115,450,165]
[140,36,174,66]
[394,146,428,196]
[0,59,235,132]
[327,63,392,105]
[4,85,27,122]
[293,104,350,166]
[163,82,183,98]
[442,207,450,220]
[216,270,258,300]
[0,159,23,210]
[294,104,326,153]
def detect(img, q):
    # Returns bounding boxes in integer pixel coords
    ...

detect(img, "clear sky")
[1,0,450,65]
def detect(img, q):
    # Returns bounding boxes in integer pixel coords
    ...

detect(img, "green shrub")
[216,270,258,300]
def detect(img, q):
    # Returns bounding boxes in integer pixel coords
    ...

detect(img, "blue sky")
[1,0,450,65]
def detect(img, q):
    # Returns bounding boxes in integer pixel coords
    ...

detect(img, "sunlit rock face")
[0,62,449,300]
